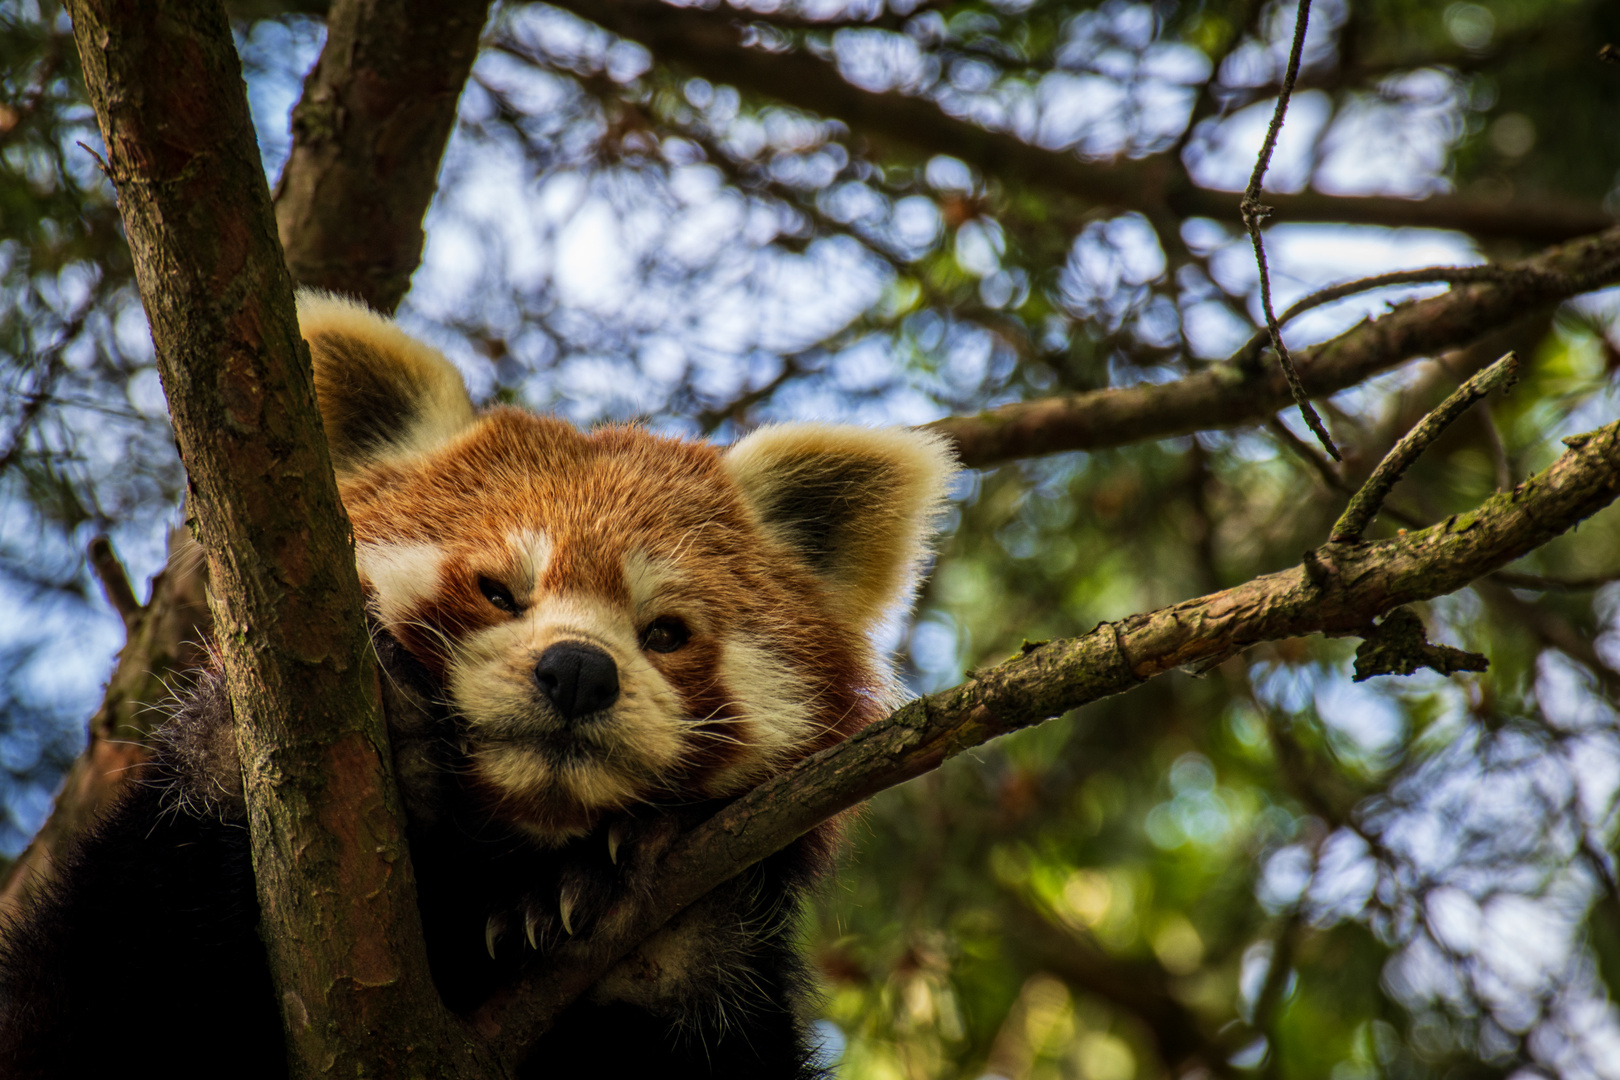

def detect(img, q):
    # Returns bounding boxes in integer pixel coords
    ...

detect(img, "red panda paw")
[484,812,696,958]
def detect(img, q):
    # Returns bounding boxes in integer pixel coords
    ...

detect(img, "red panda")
[0,293,956,1079]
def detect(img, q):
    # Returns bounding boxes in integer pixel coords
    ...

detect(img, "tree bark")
[63,1,497,1074]
[0,0,490,919]
[925,226,1620,468]
[275,0,491,313]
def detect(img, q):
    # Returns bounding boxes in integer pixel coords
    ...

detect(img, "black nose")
[534,642,619,722]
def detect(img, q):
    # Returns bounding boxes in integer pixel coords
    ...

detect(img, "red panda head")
[299,294,956,844]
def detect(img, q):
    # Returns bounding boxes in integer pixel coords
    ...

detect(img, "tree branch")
[64,1,496,1074]
[1240,0,1340,461]
[274,0,493,313]
[86,534,141,629]
[476,410,1620,1052]
[923,226,1620,468]
[2,0,491,917]
[1228,264,1538,369]
[1331,351,1519,541]
[551,0,1614,244]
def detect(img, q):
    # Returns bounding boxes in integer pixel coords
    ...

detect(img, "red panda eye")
[478,576,520,615]
[640,617,690,654]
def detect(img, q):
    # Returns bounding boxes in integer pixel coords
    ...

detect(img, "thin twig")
[1330,352,1519,542]
[1490,570,1620,591]
[87,535,142,630]
[1276,404,1614,587]
[1240,0,1340,460]
[1477,400,1514,492]
[1229,264,1520,368]
[1267,414,1426,533]
[1267,415,1344,489]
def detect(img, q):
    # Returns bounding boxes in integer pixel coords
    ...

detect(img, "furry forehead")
[298,291,958,627]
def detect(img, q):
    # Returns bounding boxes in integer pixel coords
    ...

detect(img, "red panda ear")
[296,291,475,477]
[724,424,957,629]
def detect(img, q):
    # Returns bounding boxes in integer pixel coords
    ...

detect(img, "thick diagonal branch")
[477,413,1620,1056]
[924,226,1620,468]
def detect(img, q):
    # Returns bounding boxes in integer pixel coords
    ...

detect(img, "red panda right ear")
[296,291,475,477]
[725,423,957,630]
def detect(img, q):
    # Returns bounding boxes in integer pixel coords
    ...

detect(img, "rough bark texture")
[274,0,492,313]
[0,0,488,919]
[63,1,495,1075]
[925,226,1620,468]
[553,0,1614,244]
[476,415,1620,1051]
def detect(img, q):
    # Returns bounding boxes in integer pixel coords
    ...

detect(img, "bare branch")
[1241,0,1339,458]
[87,535,141,628]
[553,0,1614,244]
[274,0,492,313]
[477,412,1620,1052]
[1331,352,1519,542]
[923,226,1620,468]
[1491,570,1620,591]
[1230,265,1597,369]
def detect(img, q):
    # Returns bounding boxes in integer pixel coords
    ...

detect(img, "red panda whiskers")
[0,294,959,1079]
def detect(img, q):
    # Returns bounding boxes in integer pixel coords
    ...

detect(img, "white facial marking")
[356,542,447,630]
[704,635,816,795]
[623,549,679,614]
[506,528,553,597]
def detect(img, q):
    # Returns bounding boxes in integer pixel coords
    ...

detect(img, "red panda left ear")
[297,291,476,477]
[724,423,957,629]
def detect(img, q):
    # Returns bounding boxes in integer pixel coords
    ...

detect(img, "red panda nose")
[534,642,620,722]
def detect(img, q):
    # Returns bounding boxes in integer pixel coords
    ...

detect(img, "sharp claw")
[485,914,504,960]
[524,908,540,950]
[607,823,625,866]
[559,888,577,936]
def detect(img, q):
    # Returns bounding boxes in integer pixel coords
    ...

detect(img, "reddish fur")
[341,410,888,833]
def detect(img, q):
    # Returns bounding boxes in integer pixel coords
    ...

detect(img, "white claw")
[559,889,577,936]
[485,915,503,960]
[607,823,625,866]
[524,909,540,950]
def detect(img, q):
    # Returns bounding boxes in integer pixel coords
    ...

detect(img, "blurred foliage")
[5,0,1620,1075]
